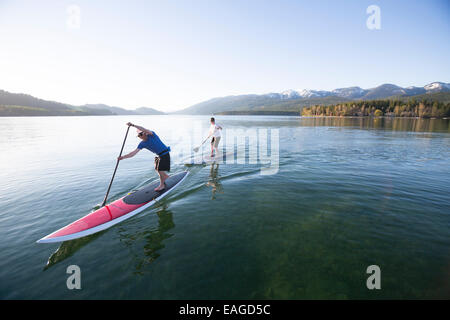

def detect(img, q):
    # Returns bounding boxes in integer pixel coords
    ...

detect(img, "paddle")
[193,136,209,153]
[101,124,131,207]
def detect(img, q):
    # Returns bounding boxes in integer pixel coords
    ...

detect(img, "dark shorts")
[155,153,170,172]
[211,136,221,148]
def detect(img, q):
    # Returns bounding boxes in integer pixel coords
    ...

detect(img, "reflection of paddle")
[101,125,131,207]
[193,136,209,153]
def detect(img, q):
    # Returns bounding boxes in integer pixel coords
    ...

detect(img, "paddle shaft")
[101,125,131,207]
[194,136,209,152]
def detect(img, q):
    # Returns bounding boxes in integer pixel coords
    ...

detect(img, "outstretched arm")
[126,122,153,135]
[118,148,140,161]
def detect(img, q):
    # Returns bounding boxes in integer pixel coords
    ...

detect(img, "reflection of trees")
[299,117,450,133]
[206,163,224,200]
[302,100,450,118]
[119,205,175,275]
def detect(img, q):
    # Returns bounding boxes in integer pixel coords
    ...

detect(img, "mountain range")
[273,82,450,100]
[175,82,450,115]
[1,82,449,116]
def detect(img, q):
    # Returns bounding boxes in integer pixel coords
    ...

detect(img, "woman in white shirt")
[208,117,222,157]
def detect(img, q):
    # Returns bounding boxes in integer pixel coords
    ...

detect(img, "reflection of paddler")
[119,205,175,274]
[119,122,171,191]
[206,163,223,200]
[141,207,175,265]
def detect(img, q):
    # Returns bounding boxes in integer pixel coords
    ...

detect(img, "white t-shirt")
[209,123,221,138]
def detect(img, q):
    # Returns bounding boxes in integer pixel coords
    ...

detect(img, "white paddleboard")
[187,152,235,165]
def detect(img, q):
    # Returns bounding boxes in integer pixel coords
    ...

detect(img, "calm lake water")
[0,115,449,299]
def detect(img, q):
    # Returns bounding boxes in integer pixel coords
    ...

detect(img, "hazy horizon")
[1,0,449,112]
[1,79,450,113]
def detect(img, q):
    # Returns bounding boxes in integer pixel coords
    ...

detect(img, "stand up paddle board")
[37,171,189,244]
[188,151,234,165]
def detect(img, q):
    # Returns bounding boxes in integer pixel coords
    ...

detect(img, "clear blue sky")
[0,0,448,111]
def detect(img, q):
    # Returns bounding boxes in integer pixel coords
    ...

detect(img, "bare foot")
[154,181,167,191]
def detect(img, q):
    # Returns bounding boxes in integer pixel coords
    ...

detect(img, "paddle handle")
[101,125,131,207]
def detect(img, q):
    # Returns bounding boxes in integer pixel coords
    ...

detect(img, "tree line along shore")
[301,99,450,118]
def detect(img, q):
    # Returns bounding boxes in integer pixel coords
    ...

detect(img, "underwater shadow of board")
[43,231,106,270]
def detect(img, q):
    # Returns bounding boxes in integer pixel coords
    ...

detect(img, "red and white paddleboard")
[37,171,188,243]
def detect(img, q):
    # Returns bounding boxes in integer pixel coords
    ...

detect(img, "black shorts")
[211,136,221,148]
[155,153,170,172]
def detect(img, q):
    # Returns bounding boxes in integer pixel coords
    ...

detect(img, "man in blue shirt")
[118,122,170,191]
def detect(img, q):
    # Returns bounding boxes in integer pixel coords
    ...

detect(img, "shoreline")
[0,113,449,119]
[299,115,449,120]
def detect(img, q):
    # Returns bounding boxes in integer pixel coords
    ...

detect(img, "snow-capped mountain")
[278,89,333,99]
[264,92,283,99]
[362,84,407,100]
[280,89,301,99]
[424,82,450,93]
[298,89,332,98]
[332,86,367,99]
[404,86,426,96]
[271,82,449,100]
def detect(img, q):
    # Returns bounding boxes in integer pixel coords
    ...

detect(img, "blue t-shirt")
[137,131,170,155]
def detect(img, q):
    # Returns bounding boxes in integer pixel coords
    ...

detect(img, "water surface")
[0,116,449,299]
